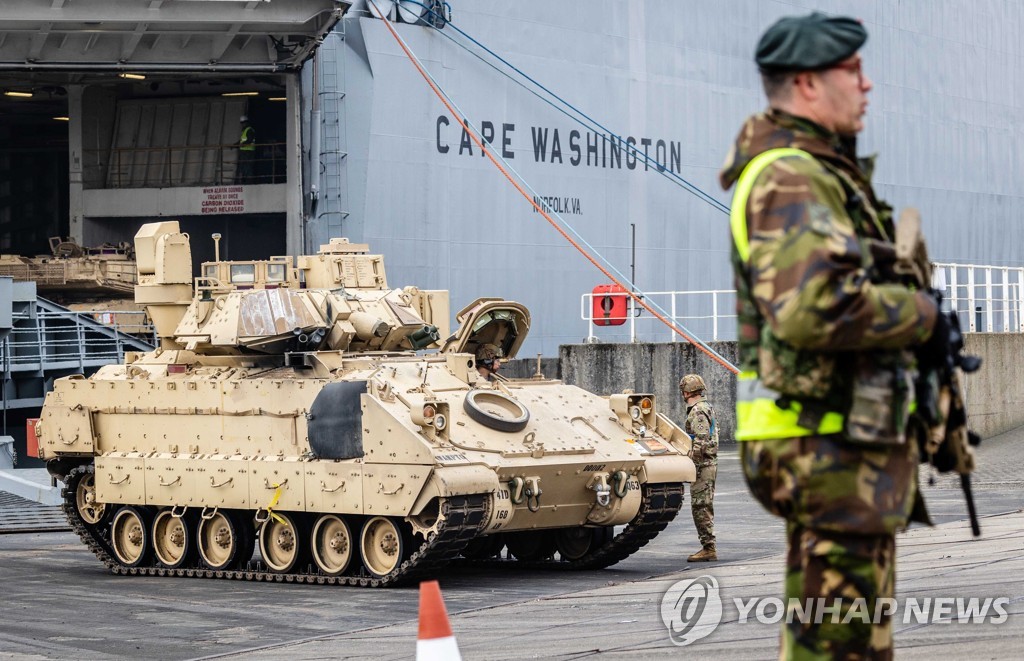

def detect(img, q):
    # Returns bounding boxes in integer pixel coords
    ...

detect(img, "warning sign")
[200,186,245,215]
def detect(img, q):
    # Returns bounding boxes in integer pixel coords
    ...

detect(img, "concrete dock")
[221,510,1022,660]
[1,426,1021,660]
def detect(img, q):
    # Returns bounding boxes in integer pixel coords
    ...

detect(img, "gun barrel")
[961,473,981,537]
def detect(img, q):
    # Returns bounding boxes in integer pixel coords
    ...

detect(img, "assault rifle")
[894,209,983,536]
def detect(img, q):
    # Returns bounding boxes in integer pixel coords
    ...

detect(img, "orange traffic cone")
[416,580,462,661]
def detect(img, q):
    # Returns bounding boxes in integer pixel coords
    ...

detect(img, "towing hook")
[611,470,630,498]
[508,476,526,505]
[523,476,542,513]
[590,473,611,507]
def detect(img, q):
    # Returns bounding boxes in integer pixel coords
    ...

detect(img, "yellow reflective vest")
[239,126,255,152]
[730,148,845,441]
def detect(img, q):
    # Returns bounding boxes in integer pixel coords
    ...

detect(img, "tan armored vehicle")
[38,221,695,587]
[0,237,136,297]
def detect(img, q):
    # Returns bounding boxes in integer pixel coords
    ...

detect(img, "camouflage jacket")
[685,396,718,464]
[720,110,937,404]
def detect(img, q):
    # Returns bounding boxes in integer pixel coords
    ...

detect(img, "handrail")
[581,289,736,343]
[933,262,1024,333]
[581,263,1024,343]
[83,141,287,189]
[0,309,155,368]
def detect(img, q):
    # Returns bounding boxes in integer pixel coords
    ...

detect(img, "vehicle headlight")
[432,414,447,432]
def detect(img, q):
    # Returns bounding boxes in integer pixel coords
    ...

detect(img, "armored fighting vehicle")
[0,237,136,298]
[37,221,695,587]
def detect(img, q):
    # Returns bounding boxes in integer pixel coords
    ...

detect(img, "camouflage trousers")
[741,435,919,660]
[690,460,716,549]
[783,522,896,660]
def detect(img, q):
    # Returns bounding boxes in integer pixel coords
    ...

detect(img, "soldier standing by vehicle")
[680,374,717,562]
[720,12,941,659]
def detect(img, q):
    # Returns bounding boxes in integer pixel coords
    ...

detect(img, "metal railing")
[83,142,286,189]
[0,309,155,370]
[0,262,70,287]
[580,264,1024,343]
[933,263,1024,333]
[581,289,736,343]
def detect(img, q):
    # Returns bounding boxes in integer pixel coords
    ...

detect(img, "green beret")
[756,12,867,72]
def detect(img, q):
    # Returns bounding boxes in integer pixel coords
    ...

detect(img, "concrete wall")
[555,336,1024,443]
[502,356,561,380]
[559,343,739,442]
[962,334,1024,439]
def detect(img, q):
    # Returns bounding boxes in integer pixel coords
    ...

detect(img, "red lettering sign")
[200,186,246,215]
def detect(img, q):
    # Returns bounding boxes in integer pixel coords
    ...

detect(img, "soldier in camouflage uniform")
[720,13,939,660]
[475,343,504,382]
[680,374,718,562]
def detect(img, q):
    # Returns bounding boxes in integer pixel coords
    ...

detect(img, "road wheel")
[111,505,153,568]
[259,512,308,574]
[360,516,408,578]
[311,514,354,576]
[74,471,106,525]
[555,527,612,561]
[197,510,249,570]
[152,510,197,569]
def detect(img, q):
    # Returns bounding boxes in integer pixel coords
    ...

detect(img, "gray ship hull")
[306,1,1024,354]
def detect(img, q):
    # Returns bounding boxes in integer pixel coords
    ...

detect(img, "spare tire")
[463,389,530,433]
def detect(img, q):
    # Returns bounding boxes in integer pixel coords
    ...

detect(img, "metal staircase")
[1,292,153,410]
[1,278,153,465]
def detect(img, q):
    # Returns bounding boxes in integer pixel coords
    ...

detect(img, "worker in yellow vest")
[237,115,256,184]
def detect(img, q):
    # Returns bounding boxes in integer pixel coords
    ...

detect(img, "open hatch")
[440,298,530,360]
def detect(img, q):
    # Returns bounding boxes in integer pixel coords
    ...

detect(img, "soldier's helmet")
[679,374,706,395]
[476,343,503,362]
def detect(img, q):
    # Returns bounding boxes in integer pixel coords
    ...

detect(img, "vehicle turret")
[135,224,449,356]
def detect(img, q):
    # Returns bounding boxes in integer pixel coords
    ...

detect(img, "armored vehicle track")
[63,465,684,587]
